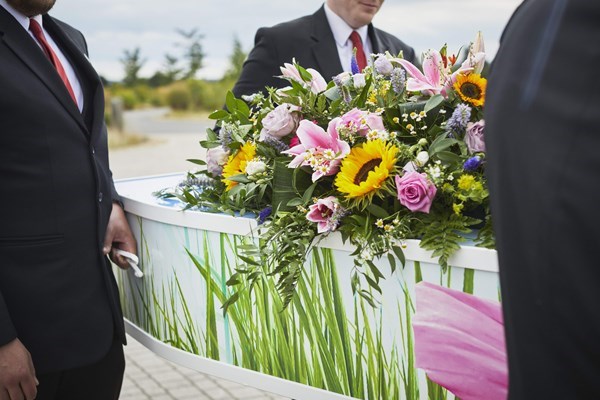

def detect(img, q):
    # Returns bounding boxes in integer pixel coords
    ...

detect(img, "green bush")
[167,88,192,110]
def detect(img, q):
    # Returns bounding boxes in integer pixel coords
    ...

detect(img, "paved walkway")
[110,110,290,400]
[120,336,286,400]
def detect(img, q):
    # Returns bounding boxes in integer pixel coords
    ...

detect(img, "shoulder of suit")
[256,12,314,38]
[47,16,88,53]
[372,26,416,60]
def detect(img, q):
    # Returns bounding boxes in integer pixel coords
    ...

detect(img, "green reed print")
[116,218,477,399]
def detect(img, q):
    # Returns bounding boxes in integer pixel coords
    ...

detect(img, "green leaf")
[200,140,222,149]
[366,204,389,219]
[392,245,406,267]
[424,94,444,113]
[286,198,303,207]
[436,150,462,164]
[225,91,237,112]
[208,109,229,120]
[221,291,239,315]
[226,174,251,183]
[302,181,318,204]
[387,253,397,274]
[186,159,206,166]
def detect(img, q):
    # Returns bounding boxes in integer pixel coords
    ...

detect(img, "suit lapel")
[309,6,343,81]
[43,15,104,141]
[368,24,382,54]
[0,7,89,136]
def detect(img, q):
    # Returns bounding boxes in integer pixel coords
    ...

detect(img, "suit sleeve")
[0,291,17,347]
[231,27,283,98]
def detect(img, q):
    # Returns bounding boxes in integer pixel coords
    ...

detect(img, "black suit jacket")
[0,8,124,374]
[485,0,600,398]
[232,6,416,97]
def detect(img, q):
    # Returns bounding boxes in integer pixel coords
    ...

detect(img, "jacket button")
[91,147,96,155]
[98,192,103,203]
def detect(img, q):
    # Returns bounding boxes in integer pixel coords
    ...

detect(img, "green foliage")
[166,88,192,110]
[176,28,205,79]
[120,47,146,87]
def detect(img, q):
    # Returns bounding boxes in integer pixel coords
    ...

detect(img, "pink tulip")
[413,281,508,400]
[283,120,350,181]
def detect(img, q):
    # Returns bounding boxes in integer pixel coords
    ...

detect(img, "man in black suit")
[0,0,136,399]
[232,0,416,97]
[485,0,600,398]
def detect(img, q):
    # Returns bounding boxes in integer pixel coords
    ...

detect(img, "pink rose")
[465,120,486,153]
[306,196,344,233]
[259,104,300,140]
[395,172,437,213]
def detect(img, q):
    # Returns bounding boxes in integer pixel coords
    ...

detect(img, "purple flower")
[351,53,360,75]
[395,172,437,213]
[465,120,486,153]
[261,135,289,153]
[374,55,394,75]
[258,206,272,224]
[463,156,482,171]
[391,67,406,94]
[446,104,472,135]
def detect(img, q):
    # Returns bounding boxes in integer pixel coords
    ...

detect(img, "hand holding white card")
[114,249,143,278]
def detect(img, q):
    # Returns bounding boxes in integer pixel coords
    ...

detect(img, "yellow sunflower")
[335,139,398,206]
[454,73,487,107]
[222,142,256,191]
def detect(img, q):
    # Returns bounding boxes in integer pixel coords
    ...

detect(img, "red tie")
[29,18,77,105]
[349,31,367,72]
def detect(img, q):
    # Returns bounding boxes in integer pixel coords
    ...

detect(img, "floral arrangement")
[159,33,494,306]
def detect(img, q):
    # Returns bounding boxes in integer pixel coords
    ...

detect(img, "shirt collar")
[0,0,44,31]
[323,2,369,47]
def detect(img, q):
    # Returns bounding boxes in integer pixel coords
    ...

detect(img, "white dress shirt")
[0,0,84,111]
[323,2,373,73]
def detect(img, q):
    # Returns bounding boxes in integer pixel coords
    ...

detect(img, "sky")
[50,0,523,82]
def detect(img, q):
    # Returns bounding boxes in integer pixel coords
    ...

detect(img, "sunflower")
[222,142,256,191]
[454,73,487,107]
[335,139,398,207]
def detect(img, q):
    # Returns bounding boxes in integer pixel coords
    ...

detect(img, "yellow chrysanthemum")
[457,174,476,191]
[454,73,487,107]
[222,142,256,191]
[335,139,398,204]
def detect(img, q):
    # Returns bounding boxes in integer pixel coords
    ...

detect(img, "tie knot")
[349,31,362,47]
[29,18,43,36]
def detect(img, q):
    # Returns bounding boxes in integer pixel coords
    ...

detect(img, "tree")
[120,47,146,86]
[222,36,247,82]
[176,28,205,79]
[163,53,183,82]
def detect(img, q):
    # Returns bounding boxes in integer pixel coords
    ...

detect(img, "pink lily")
[280,61,327,94]
[282,120,350,181]
[413,281,508,400]
[393,50,448,96]
[306,196,345,233]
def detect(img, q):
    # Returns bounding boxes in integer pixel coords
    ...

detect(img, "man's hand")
[0,339,37,400]
[103,203,137,270]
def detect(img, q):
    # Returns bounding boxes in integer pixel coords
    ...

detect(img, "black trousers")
[35,337,125,400]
